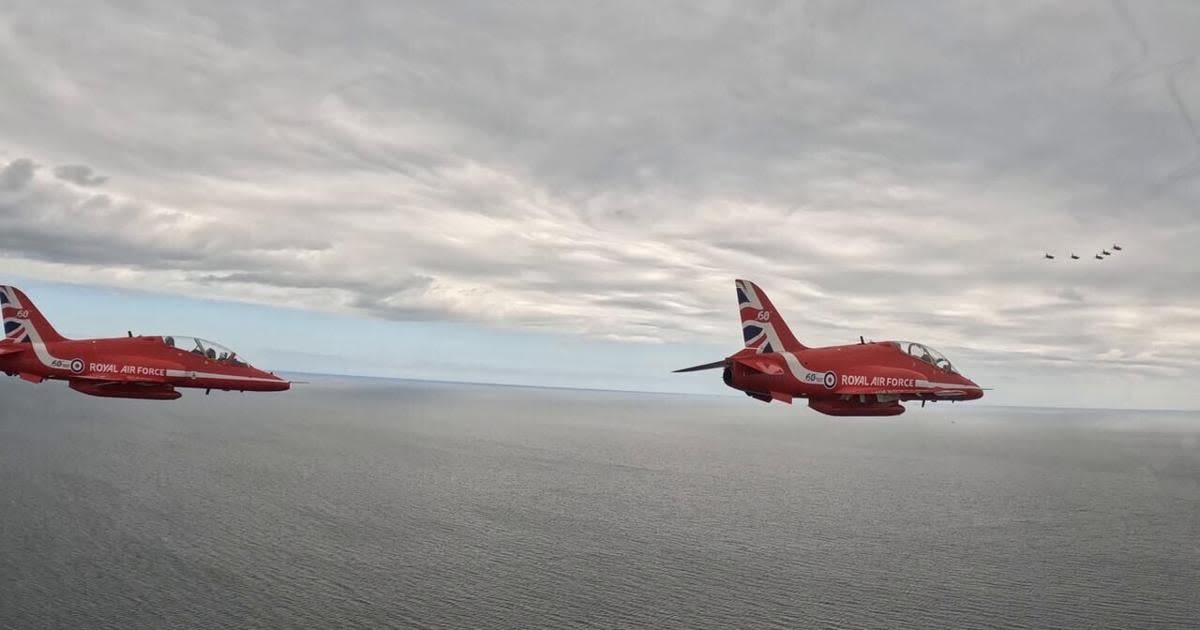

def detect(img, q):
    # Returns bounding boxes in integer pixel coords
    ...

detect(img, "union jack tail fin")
[735,279,806,353]
[1,286,67,344]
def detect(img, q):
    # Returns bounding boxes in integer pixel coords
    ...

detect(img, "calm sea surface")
[1,377,1197,629]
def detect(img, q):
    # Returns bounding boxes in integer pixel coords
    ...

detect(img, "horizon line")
[275,370,1200,414]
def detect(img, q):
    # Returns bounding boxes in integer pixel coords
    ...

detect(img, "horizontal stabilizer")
[0,345,25,356]
[673,360,726,373]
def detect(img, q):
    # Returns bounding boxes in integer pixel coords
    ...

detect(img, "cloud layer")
[2,1,1200,400]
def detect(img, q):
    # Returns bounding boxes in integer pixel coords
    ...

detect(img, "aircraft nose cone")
[257,370,291,392]
[965,377,984,400]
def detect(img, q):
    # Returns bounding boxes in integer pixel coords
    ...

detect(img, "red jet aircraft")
[0,285,290,400]
[676,280,984,416]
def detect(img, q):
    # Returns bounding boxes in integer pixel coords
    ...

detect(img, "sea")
[1,376,1197,629]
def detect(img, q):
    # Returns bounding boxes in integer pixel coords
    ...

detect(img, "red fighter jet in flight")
[0,285,290,400]
[676,280,984,416]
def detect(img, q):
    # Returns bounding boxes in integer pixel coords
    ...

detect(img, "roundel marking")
[70,358,85,374]
[823,371,837,389]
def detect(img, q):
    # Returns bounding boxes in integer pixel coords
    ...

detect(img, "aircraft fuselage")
[0,336,289,398]
[723,342,983,414]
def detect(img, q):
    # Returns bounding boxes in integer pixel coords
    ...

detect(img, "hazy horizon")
[275,370,1200,415]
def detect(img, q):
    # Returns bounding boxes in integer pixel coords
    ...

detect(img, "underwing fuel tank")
[69,381,182,400]
[808,399,905,417]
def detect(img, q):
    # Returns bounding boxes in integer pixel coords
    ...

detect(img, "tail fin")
[735,279,806,353]
[1,286,67,343]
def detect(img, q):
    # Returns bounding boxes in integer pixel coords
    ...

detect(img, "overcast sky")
[3,1,1200,408]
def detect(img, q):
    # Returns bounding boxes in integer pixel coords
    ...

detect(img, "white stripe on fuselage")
[770,352,980,392]
[4,289,72,370]
[26,331,72,373]
[30,342,72,370]
[24,325,74,372]
[915,379,981,391]
[164,369,282,384]
[778,351,826,382]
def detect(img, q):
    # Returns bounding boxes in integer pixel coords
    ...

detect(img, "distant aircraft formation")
[1,285,290,400]
[1045,244,1123,261]
[674,280,984,416]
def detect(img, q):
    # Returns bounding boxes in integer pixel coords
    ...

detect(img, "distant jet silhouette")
[1113,244,1123,251]
[1070,253,1080,260]
[1102,249,1112,256]
[1044,253,1056,260]
[1095,254,1104,260]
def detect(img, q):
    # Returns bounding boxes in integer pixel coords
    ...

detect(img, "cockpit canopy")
[891,340,957,374]
[162,336,250,367]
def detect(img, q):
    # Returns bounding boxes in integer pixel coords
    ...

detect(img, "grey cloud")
[0,170,328,271]
[198,271,432,300]
[0,158,36,190]
[1111,0,1149,58]
[53,164,108,186]
[1166,70,1200,148]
